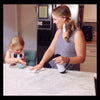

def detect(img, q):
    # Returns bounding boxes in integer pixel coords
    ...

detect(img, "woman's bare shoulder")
[54,28,61,38]
[48,29,61,50]
[21,51,25,55]
[6,50,11,54]
[5,50,11,59]
[75,29,84,38]
[56,28,61,34]
[74,29,86,44]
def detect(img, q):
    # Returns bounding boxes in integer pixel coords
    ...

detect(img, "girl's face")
[12,45,23,54]
[52,14,65,29]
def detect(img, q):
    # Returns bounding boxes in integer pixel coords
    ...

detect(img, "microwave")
[37,4,53,30]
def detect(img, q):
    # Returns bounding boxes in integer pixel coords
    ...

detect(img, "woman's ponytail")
[65,17,76,43]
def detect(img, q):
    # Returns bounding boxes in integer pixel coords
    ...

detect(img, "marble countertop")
[3,64,96,96]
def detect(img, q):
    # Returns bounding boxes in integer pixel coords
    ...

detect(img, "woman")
[30,5,86,71]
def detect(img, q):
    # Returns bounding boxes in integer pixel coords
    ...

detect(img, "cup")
[56,64,66,73]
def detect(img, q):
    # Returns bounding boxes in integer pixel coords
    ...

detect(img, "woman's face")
[12,45,23,54]
[52,14,65,29]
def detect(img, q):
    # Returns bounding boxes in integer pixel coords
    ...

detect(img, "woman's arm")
[69,30,86,64]
[53,30,86,65]
[39,29,61,66]
[30,29,61,70]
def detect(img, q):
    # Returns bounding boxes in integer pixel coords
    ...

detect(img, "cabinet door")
[80,56,97,73]
[83,4,97,22]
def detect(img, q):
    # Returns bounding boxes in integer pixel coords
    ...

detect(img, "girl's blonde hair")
[52,5,76,43]
[8,35,25,51]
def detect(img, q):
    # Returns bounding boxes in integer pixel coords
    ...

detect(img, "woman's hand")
[53,56,67,64]
[29,63,43,71]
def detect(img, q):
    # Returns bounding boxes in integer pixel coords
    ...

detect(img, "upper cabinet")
[83,4,97,22]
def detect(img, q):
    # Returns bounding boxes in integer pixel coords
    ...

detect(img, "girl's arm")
[22,51,26,62]
[5,51,21,64]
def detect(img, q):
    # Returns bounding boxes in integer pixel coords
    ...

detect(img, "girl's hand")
[17,58,26,65]
[53,56,67,64]
[19,59,26,65]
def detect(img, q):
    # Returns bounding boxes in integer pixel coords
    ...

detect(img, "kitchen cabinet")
[83,4,97,22]
[80,44,97,73]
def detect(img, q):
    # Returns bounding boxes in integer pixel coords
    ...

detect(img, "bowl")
[16,64,25,69]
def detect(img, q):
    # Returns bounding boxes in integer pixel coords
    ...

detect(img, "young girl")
[5,35,26,65]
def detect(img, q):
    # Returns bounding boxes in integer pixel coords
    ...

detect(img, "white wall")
[17,4,37,51]
[3,4,18,61]
[3,4,37,61]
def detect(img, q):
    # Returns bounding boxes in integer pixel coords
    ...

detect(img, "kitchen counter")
[3,64,96,96]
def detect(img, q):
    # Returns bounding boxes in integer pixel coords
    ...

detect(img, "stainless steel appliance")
[37,4,84,67]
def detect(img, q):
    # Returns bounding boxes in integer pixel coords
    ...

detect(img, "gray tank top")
[55,28,80,71]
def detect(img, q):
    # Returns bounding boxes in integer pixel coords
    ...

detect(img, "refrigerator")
[37,4,84,67]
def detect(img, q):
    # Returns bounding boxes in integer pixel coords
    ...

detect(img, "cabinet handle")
[87,50,96,53]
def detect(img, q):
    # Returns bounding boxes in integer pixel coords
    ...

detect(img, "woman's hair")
[52,5,76,43]
[8,35,25,51]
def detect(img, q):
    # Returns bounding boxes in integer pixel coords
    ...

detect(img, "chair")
[23,50,36,66]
